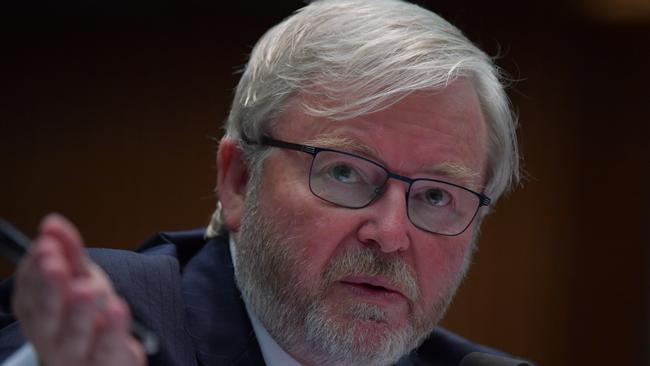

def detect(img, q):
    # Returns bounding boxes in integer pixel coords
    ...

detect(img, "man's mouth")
[338,276,408,302]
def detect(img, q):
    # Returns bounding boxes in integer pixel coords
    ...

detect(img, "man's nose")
[356,181,412,253]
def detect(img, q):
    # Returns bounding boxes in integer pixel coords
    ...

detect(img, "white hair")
[207,0,519,236]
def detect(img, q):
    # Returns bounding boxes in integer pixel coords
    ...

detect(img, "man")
[0,0,526,365]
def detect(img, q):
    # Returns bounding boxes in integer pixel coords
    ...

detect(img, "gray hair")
[207,0,519,237]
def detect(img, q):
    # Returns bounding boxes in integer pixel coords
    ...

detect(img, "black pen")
[0,219,160,356]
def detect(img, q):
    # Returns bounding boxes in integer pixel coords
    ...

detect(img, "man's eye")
[424,188,452,206]
[328,164,360,183]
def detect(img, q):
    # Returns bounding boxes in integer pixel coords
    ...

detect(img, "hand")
[11,214,147,366]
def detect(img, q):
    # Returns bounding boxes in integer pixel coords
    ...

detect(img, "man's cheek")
[417,252,465,302]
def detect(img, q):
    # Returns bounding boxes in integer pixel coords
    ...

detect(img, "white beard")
[233,189,470,366]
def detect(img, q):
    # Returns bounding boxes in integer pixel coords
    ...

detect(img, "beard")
[233,189,471,366]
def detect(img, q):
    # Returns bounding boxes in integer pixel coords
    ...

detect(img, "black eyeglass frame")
[242,134,491,236]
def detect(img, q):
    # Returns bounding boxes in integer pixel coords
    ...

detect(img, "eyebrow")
[304,134,378,157]
[429,161,482,189]
[305,133,482,189]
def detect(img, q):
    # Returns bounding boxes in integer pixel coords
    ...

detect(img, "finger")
[91,298,146,366]
[39,213,89,276]
[54,283,99,362]
[14,237,70,340]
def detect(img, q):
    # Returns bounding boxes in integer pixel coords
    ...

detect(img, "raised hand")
[11,214,146,366]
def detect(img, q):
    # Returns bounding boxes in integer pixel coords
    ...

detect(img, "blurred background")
[1,0,648,364]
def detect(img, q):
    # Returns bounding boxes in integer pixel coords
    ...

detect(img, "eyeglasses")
[243,135,491,236]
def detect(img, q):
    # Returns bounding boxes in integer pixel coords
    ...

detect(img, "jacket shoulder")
[87,230,211,366]
[408,327,533,366]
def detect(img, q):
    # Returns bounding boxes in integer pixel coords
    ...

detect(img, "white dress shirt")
[1,343,37,366]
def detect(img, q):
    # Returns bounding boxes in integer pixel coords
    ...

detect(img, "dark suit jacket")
[0,229,518,366]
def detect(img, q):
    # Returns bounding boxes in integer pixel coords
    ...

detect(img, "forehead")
[272,79,488,184]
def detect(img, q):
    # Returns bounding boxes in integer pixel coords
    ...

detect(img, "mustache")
[321,245,420,302]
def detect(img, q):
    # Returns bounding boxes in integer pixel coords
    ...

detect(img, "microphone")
[459,352,532,366]
[0,218,160,356]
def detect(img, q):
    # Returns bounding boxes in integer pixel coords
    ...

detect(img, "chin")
[302,300,417,366]
[351,319,409,351]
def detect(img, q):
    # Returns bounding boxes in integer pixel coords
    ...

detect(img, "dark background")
[1,1,649,365]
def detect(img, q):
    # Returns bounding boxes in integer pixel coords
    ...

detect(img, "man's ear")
[217,137,249,232]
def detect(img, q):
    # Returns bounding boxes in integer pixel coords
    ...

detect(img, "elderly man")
[0,0,527,365]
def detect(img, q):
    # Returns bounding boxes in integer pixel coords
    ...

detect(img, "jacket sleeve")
[0,276,26,363]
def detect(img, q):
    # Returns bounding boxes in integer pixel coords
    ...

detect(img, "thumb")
[38,213,90,277]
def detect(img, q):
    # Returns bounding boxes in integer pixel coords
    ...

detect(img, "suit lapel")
[181,233,265,366]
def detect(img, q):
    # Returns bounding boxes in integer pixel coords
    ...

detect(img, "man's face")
[234,79,488,365]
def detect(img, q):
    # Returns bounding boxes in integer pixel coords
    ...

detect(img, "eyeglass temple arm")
[241,134,316,155]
